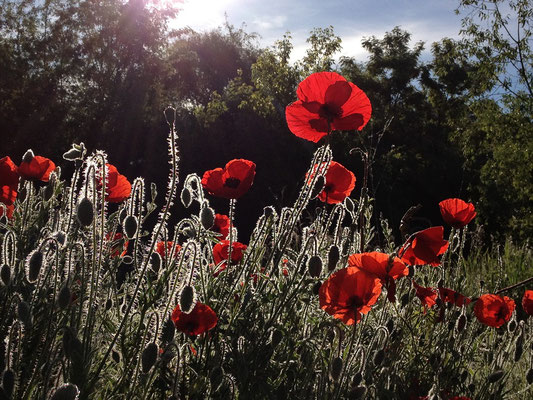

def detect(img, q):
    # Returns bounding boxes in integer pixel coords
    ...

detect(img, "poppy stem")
[471,276,533,301]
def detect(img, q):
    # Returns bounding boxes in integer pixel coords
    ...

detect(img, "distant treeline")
[1,0,531,242]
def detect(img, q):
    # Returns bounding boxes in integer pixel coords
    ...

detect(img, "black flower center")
[224,177,241,189]
[347,295,364,310]
[318,103,342,122]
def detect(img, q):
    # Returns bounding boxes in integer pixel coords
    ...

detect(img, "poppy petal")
[286,101,328,143]
[296,71,347,103]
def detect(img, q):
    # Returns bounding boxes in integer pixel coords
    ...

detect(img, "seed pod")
[43,183,54,202]
[263,206,274,218]
[179,285,196,314]
[200,206,215,230]
[327,245,340,271]
[17,300,31,326]
[526,368,533,385]
[150,252,162,274]
[50,383,80,400]
[26,250,43,283]
[310,175,325,199]
[57,285,71,310]
[329,357,343,382]
[0,264,11,286]
[308,255,322,278]
[161,318,175,343]
[2,369,14,397]
[210,366,224,391]
[488,370,504,383]
[123,215,138,239]
[141,342,158,373]
[180,187,192,208]
[350,386,366,399]
[76,198,94,227]
[373,349,385,366]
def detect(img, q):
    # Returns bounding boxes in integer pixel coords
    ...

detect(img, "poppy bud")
[210,366,224,391]
[123,215,138,239]
[161,318,175,343]
[26,250,43,283]
[119,207,127,224]
[181,187,192,208]
[350,386,366,399]
[407,265,415,278]
[112,350,120,363]
[263,206,274,218]
[141,342,158,373]
[365,372,373,385]
[183,226,196,239]
[151,252,162,274]
[200,206,215,230]
[487,370,504,383]
[527,368,533,385]
[352,371,363,387]
[63,148,83,161]
[1,264,11,286]
[164,107,176,126]
[62,328,83,361]
[345,197,355,214]
[22,149,34,164]
[373,349,385,366]
[327,245,340,271]
[507,319,517,333]
[461,370,469,383]
[468,383,476,393]
[54,231,66,247]
[329,357,343,382]
[310,175,325,199]
[271,329,283,348]
[17,300,32,326]
[179,285,196,314]
[456,314,467,333]
[18,186,27,203]
[105,299,113,311]
[50,383,80,400]
[2,369,14,397]
[76,198,94,227]
[308,255,322,278]
[57,285,71,310]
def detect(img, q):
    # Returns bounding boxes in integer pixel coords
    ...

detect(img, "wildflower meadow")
[0,71,532,400]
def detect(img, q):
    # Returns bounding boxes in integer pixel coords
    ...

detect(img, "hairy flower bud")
[22,149,34,164]
[50,383,80,400]
[373,349,385,366]
[2,369,14,397]
[308,255,322,278]
[17,300,32,327]
[161,318,175,343]
[329,357,343,382]
[179,285,196,314]
[76,198,94,227]
[0,264,11,286]
[526,368,533,385]
[210,366,224,392]
[150,252,162,274]
[327,245,340,271]
[123,215,138,239]
[350,386,366,399]
[181,187,192,208]
[487,369,504,383]
[57,285,72,310]
[200,206,215,230]
[310,175,325,199]
[26,250,43,283]
[141,342,158,373]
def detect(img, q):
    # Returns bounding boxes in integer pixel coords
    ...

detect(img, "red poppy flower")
[348,252,407,302]
[438,287,471,307]
[474,294,515,328]
[18,155,55,182]
[156,241,182,259]
[212,214,231,240]
[412,281,438,312]
[285,72,372,143]
[0,185,17,207]
[0,156,20,187]
[319,267,382,325]
[399,226,449,266]
[201,159,256,199]
[439,198,476,228]
[522,290,533,316]
[105,164,131,203]
[106,232,129,258]
[171,302,218,336]
[314,161,356,204]
[212,240,247,275]
[0,204,14,219]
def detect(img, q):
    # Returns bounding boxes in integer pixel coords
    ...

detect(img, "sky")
[170,0,465,62]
